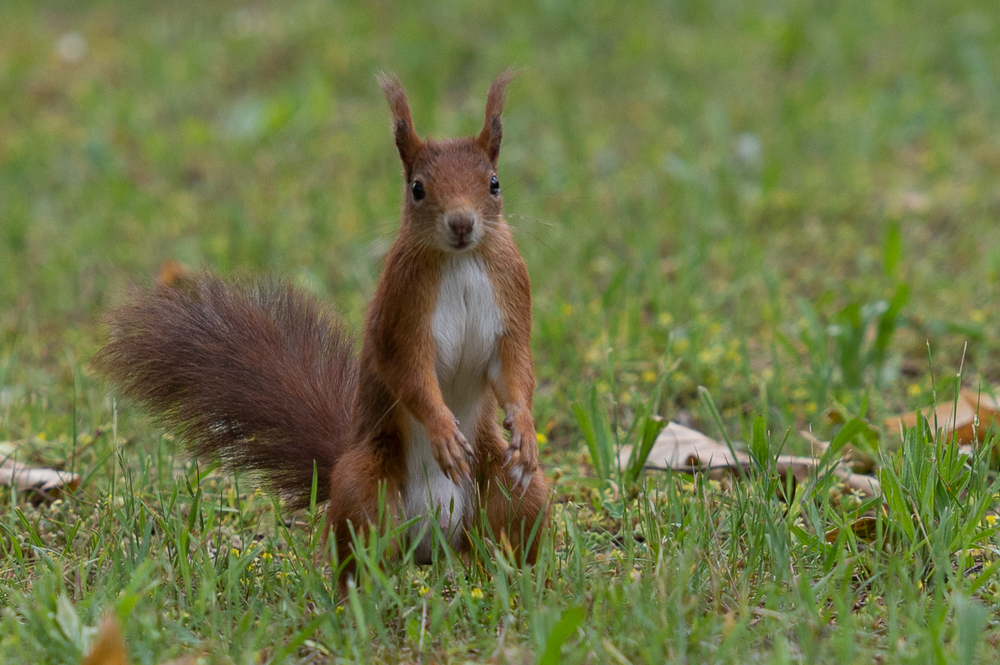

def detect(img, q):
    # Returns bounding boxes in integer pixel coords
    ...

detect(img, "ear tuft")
[477,68,516,164]
[378,72,422,178]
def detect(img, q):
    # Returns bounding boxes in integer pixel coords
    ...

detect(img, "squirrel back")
[94,275,358,510]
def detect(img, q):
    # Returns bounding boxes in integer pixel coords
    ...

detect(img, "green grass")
[3,0,1000,661]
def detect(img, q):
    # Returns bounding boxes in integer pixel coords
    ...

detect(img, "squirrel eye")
[411,180,425,201]
[489,175,500,195]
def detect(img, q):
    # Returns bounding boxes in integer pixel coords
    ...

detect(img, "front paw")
[502,410,538,493]
[429,417,473,484]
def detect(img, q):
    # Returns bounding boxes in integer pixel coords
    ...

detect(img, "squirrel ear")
[378,73,422,178]
[477,69,515,165]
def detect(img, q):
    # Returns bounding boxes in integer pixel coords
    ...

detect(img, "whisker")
[502,213,559,229]
[476,212,558,258]
[507,225,558,258]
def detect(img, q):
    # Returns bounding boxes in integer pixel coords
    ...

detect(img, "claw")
[450,419,473,458]
[518,470,533,496]
[502,446,516,466]
[458,452,471,480]
[509,464,523,486]
[450,458,468,484]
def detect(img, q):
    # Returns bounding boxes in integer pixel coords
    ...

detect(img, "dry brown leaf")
[824,515,879,543]
[155,259,192,289]
[82,617,128,665]
[799,429,877,474]
[884,388,1000,444]
[622,422,739,470]
[81,616,197,665]
[619,422,881,497]
[0,458,79,497]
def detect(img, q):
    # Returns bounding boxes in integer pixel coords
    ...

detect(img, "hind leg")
[476,433,550,564]
[324,446,403,596]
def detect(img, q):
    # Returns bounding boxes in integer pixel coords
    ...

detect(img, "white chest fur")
[403,254,504,560]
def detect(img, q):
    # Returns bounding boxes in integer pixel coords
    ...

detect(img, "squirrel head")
[378,70,515,254]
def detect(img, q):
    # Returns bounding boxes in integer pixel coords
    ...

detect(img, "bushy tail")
[94,274,358,510]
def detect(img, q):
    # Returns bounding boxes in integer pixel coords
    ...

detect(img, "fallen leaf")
[81,615,197,665]
[619,422,881,497]
[623,422,739,470]
[0,458,79,497]
[82,617,128,665]
[799,429,877,474]
[156,259,193,289]
[884,389,1000,444]
[825,515,879,543]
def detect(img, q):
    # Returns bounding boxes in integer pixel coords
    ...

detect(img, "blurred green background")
[3,0,1000,475]
[4,1,1000,662]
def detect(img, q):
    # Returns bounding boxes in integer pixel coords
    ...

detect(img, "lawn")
[3,0,1000,662]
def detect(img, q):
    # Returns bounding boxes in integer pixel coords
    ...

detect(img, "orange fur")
[326,72,547,577]
[99,72,549,594]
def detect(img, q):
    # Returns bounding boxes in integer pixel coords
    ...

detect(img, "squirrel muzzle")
[443,208,480,251]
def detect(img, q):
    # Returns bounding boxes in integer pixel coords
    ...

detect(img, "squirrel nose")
[446,211,476,239]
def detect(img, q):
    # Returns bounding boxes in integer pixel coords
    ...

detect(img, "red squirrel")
[96,71,549,583]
